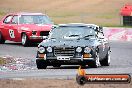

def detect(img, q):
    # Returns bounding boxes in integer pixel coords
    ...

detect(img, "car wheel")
[100,50,110,66]
[53,64,61,68]
[36,59,47,69]
[76,75,87,85]
[21,33,30,46]
[89,52,100,68]
[0,32,5,44]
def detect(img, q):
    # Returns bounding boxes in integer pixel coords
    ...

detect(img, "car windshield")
[19,15,52,24]
[49,26,96,39]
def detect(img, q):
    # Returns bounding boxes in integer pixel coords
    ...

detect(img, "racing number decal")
[9,29,15,38]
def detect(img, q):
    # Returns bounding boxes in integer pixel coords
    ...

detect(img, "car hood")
[39,38,98,47]
[20,24,52,31]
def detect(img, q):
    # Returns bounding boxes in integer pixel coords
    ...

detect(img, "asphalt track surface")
[0,41,132,79]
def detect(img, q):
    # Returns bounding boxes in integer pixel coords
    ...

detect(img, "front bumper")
[30,36,46,39]
[36,56,94,65]
[46,56,94,60]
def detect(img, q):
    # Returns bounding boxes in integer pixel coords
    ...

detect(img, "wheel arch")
[21,32,31,39]
[0,31,4,39]
[21,32,26,38]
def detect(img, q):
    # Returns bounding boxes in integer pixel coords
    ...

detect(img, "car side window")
[11,16,18,24]
[3,15,13,24]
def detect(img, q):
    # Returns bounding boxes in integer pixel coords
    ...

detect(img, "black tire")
[0,32,5,44]
[100,50,110,66]
[21,33,30,46]
[76,75,87,85]
[53,64,61,68]
[36,59,47,69]
[88,52,100,68]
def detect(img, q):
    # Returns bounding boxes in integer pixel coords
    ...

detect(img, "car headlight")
[47,47,52,52]
[38,47,45,53]
[76,47,82,53]
[84,47,91,53]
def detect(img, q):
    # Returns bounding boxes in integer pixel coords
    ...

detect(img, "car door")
[97,32,105,60]
[0,15,13,40]
[10,15,20,42]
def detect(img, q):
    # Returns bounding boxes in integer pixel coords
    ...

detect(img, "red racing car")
[0,12,53,46]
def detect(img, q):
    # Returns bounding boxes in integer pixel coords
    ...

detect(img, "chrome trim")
[54,47,75,57]
[30,36,47,39]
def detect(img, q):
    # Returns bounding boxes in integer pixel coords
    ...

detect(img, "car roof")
[59,23,88,26]
[8,12,45,16]
[58,23,100,30]
[56,23,104,33]
[58,23,99,27]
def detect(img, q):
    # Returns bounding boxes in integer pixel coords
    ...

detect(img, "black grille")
[54,47,75,56]
[40,31,49,36]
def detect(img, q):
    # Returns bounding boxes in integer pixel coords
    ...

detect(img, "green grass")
[96,14,116,19]
[0,0,132,27]
[0,57,6,65]
[0,11,5,15]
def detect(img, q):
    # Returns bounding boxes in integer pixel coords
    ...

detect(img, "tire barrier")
[103,27,132,41]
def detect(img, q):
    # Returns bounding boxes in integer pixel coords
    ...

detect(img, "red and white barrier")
[103,27,132,41]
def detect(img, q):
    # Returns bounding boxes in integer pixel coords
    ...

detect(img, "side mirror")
[99,26,103,33]
[95,27,99,32]
[99,26,103,29]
